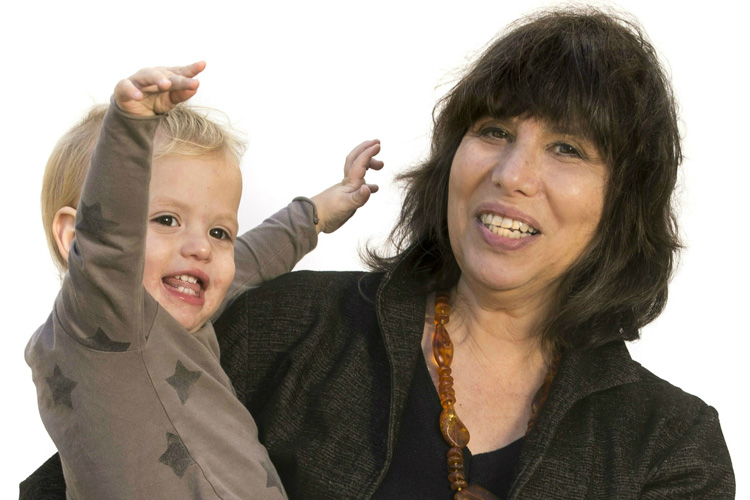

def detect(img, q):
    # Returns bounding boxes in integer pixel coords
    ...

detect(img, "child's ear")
[52,206,77,265]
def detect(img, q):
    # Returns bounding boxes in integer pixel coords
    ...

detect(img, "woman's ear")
[53,206,77,265]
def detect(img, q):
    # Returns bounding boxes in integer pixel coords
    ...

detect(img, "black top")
[374,357,523,498]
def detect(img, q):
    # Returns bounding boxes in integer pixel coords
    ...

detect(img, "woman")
[21,7,734,499]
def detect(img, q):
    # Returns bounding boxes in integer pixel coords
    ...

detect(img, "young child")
[25,61,383,499]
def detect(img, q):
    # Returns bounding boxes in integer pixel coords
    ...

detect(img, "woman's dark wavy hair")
[368,7,682,354]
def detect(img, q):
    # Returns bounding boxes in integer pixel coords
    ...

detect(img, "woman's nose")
[181,232,212,261]
[490,140,540,197]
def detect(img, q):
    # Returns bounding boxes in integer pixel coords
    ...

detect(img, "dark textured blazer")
[21,264,734,499]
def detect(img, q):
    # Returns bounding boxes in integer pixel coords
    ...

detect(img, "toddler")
[26,61,382,499]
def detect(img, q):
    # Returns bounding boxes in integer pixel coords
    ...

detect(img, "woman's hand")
[310,139,384,234]
[113,61,205,116]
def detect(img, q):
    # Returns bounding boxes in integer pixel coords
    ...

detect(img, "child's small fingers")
[344,139,380,171]
[351,185,372,207]
[168,61,206,78]
[167,73,200,91]
[346,143,381,178]
[132,67,172,90]
[368,158,385,171]
[113,78,143,102]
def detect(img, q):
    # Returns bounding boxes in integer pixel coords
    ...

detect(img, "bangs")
[445,10,648,160]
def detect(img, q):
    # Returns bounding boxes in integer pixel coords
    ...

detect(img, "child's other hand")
[113,61,206,117]
[311,139,384,234]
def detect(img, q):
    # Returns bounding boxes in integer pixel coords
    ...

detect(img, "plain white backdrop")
[2,0,747,495]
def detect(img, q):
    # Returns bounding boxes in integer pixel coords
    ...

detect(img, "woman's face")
[447,116,608,303]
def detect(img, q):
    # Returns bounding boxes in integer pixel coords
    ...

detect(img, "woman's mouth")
[479,213,539,239]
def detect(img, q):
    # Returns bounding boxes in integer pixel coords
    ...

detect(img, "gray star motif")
[77,200,119,242]
[46,365,77,409]
[81,327,131,352]
[166,360,202,405]
[158,432,194,478]
[261,459,285,495]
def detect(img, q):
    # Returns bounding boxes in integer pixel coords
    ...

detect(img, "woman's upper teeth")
[479,213,538,234]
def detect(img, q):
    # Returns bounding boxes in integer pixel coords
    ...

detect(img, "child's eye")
[153,215,178,227]
[209,228,230,240]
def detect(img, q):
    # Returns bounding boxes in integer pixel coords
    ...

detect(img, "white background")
[2,0,747,496]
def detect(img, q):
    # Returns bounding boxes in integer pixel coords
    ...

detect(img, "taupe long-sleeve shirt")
[25,103,317,499]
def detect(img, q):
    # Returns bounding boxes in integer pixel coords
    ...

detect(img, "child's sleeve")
[55,102,161,351]
[216,198,319,317]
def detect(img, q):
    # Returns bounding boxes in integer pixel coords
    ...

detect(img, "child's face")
[143,153,242,333]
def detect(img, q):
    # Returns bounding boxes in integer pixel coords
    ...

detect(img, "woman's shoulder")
[561,341,713,416]
[231,270,386,313]
[616,362,734,493]
[542,343,734,495]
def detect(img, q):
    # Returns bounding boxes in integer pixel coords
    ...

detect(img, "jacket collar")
[509,341,641,497]
[375,249,642,498]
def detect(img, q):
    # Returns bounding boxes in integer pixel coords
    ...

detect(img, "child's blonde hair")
[42,104,246,273]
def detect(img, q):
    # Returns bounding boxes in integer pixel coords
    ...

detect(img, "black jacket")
[21,265,734,499]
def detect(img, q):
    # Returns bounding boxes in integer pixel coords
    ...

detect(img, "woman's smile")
[447,117,608,300]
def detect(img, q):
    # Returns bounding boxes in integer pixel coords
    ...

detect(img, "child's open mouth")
[162,274,205,298]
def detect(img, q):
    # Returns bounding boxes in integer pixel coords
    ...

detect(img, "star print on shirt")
[166,360,202,405]
[77,200,119,242]
[81,327,131,352]
[46,365,77,409]
[261,459,285,495]
[158,432,195,478]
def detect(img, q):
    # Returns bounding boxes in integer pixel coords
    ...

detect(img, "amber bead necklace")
[432,294,559,500]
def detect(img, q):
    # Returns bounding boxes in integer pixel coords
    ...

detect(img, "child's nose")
[181,233,211,261]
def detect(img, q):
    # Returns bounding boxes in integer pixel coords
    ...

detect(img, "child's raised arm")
[311,139,384,234]
[219,140,383,313]
[61,62,208,345]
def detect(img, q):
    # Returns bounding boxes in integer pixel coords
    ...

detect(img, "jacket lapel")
[372,259,430,492]
[508,341,640,498]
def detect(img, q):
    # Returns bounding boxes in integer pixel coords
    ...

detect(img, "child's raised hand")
[113,61,206,117]
[311,139,384,234]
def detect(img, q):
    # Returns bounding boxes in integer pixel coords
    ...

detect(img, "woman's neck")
[421,285,552,452]
[447,277,551,363]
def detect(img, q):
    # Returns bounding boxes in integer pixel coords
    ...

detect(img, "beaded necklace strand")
[432,294,559,500]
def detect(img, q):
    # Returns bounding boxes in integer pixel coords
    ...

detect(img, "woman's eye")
[153,215,178,227]
[209,228,230,240]
[554,143,583,158]
[480,126,510,140]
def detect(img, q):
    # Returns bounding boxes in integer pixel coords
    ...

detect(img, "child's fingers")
[168,86,200,105]
[345,142,381,184]
[344,139,380,173]
[128,67,173,94]
[367,158,385,171]
[350,185,372,208]
[113,77,144,102]
[167,61,206,79]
